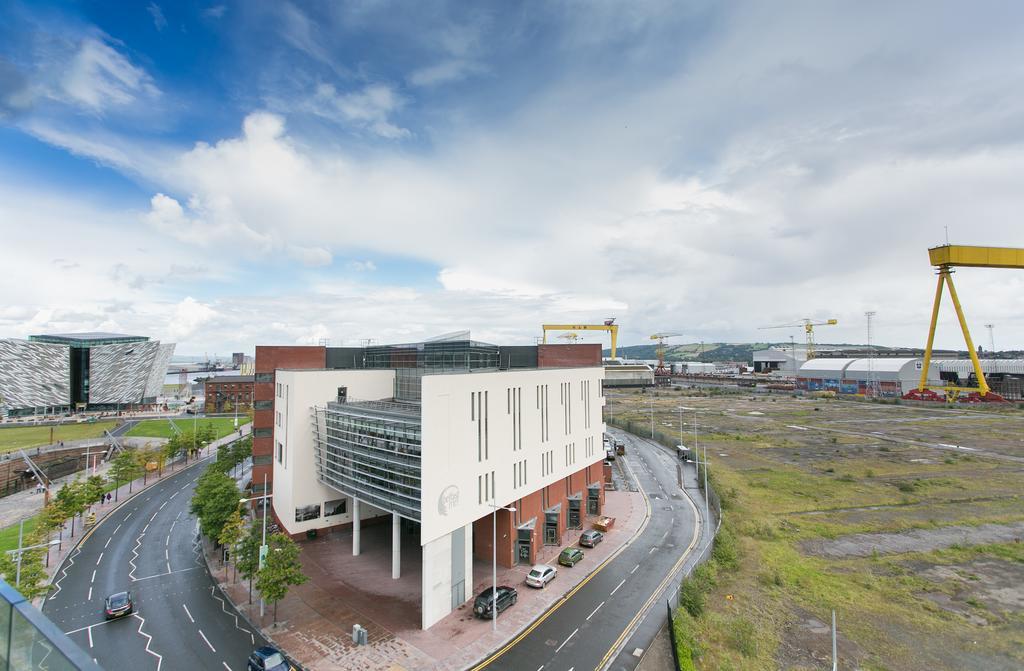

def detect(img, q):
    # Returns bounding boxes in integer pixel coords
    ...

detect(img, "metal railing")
[0,579,100,670]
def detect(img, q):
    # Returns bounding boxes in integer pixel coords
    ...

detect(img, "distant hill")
[603,342,918,363]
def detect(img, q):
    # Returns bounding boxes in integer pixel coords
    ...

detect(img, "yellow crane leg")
[943,271,990,395]
[918,271,945,391]
[609,325,618,359]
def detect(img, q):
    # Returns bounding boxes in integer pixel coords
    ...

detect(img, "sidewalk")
[207,483,649,671]
[35,425,251,600]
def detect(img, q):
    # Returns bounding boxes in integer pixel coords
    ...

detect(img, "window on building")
[253,427,272,438]
[254,400,273,410]
[255,372,273,384]
[276,441,283,464]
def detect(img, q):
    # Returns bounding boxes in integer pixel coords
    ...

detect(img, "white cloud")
[409,59,483,87]
[147,3,167,31]
[305,83,410,139]
[60,38,160,112]
[168,297,216,341]
[346,260,377,272]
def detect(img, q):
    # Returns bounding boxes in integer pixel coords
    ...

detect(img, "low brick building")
[203,375,255,414]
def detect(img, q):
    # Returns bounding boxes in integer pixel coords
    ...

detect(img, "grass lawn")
[125,417,250,440]
[0,515,40,555]
[0,421,120,455]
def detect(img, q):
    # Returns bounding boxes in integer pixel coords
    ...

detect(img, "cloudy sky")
[1,1,1022,355]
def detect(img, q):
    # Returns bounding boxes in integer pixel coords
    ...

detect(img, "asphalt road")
[43,451,267,671]
[477,428,709,671]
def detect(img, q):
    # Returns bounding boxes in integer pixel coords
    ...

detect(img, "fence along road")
[471,427,707,671]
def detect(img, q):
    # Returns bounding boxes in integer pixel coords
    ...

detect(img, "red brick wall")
[252,346,326,490]
[473,462,602,568]
[537,344,602,368]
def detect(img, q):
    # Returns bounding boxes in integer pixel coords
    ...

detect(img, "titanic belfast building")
[0,332,174,417]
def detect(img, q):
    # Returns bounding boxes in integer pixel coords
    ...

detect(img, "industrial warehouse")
[257,334,607,629]
[0,332,175,417]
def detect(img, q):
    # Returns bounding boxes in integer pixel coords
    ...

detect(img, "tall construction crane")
[542,318,619,358]
[649,332,683,381]
[759,318,838,360]
[557,332,580,343]
[906,244,1024,403]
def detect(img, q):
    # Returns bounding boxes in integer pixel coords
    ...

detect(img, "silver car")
[525,564,557,588]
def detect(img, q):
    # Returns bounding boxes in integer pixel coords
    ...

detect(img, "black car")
[473,585,518,619]
[247,646,293,671]
[103,591,133,619]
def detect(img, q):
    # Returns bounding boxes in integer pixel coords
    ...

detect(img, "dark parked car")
[473,585,518,619]
[103,591,133,620]
[247,646,293,671]
[580,530,604,547]
[558,547,584,567]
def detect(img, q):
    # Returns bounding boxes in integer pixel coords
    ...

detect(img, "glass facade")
[311,400,422,520]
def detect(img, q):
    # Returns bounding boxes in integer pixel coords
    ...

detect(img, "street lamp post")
[240,473,273,618]
[487,502,516,631]
[7,519,61,587]
[649,397,655,438]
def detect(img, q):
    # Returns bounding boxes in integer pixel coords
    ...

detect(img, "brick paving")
[208,484,648,671]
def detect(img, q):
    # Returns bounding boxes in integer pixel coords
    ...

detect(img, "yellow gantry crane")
[542,318,619,358]
[907,244,1024,402]
[758,318,838,360]
[557,332,580,343]
[649,332,683,378]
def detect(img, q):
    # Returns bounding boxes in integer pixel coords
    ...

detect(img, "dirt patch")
[801,521,1024,558]
[918,558,1024,615]
[774,605,865,671]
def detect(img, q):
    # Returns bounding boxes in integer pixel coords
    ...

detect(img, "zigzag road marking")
[129,530,145,581]
[132,612,163,671]
[209,585,254,645]
[48,547,81,602]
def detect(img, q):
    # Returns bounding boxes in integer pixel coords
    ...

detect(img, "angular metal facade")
[0,340,70,409]
[144,343,176,399]
[88,341,161,404]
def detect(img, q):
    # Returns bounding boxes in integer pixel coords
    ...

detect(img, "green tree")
[190,468,241,541]
[54,480,88,537]
[235,522,262,603]
[197,423,217,452]
[38,502,68,549]
[255,532,308,625]
[0,542,50,600]
[218,509,246,579]
[229,436,252,465]
[85,474,107,507]
[164,433,185,468]
[108,450,142,500]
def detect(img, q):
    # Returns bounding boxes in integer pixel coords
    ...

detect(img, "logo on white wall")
[438,485,460,516]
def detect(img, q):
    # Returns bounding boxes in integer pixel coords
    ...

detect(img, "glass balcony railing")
[0,580,100,670]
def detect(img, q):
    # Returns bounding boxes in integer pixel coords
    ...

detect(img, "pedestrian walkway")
[33,425,251,604]
[207,483,648,671]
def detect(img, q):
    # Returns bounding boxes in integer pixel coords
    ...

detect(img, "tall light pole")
[240,473,273,618]
[7,519,60,587]
[649,397,655,438]
[487,502,516,631]
[677,406,684,449]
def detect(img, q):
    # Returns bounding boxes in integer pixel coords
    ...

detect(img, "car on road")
[473,585,518,619]
[103,591,133,620]
[558,547,584,567]
[247,646,294,671]
[579,530,604,547]
[525,564,557,588]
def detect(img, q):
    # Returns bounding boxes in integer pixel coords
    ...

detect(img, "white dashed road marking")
[587,601,605,621]
[555,628,578,654]
[182,604,194,623]
[198,629,216,652]
[610,579,626,596]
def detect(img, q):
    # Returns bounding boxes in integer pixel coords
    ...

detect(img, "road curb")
[467,451,654,670]
[199,532,310,671]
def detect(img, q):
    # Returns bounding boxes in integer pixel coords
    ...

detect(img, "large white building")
[796,357,941,396]
[268,338,607,629]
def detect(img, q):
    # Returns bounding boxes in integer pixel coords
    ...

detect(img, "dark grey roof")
[30,332,147,343]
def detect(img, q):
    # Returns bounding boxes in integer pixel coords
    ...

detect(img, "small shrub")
[824,467,835,473]
[679,576,706,617]
[896,481,918,493]
[944,457,956,464]
[865,469,876,478]
[727,617,758,657]
[712,525,740,570]
[879,446,891,452]
[837,474,856,483]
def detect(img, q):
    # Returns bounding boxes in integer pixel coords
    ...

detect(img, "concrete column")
[352,499,361,557]
[392,513,401,579]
